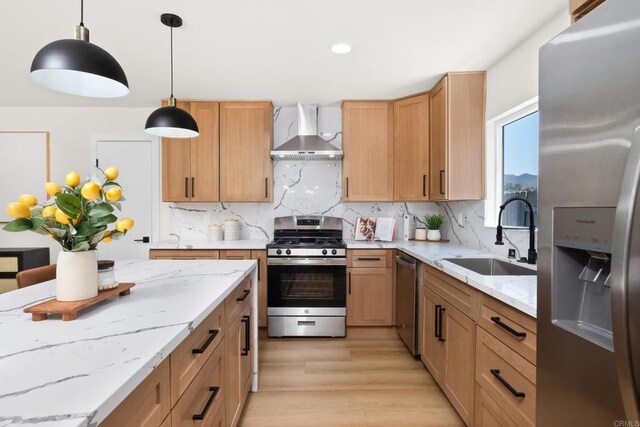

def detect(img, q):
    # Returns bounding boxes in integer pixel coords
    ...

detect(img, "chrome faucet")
[495,197,537,265]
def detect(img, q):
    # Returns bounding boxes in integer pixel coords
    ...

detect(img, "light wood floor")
[239,327,464,427]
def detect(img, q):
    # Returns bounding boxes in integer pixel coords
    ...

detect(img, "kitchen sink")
[443,258,537,276]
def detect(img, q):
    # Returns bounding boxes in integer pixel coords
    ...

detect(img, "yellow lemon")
[44,182,61,196]
[42,206,57,218]
[18,194,38,207]
[81,182,101,201]
[55,208,71,225]
[102,230,112,243]
[65,171,81,188]
[6,202,30,219]
[116,218,134,232]
[104,166,119,181]
[105,187,121,202]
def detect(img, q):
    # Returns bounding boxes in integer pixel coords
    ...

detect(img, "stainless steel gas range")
[267,216,347,338]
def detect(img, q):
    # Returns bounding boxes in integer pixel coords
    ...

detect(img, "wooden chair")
[16,264,56,289]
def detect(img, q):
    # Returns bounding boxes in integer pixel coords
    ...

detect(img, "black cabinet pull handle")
[346,177,349,198]
[191,177,195,198]
[434,305,441,338]
[423,174,427,197]
[438,306,446,342]
[265,177,268,198]
[348,272,351,294]
[192,329,219,354]
[192,386,220,420]
[490,369,526,398]
[357,257,381,261]
[185,177,189,198]
[134,236,150,243]
[439,170,445,195]
[490,316,527,339]
[236,289,250,302]
[257,258,260,281]
[241,315,250,356]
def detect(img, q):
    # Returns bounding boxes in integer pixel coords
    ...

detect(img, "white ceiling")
[0,0,566,107]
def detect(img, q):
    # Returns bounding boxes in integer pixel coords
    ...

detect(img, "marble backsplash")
[165,106,532,257]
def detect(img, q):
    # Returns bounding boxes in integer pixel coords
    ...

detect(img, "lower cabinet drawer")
[172,340,226,427]
[476,327,536,427]
[171,303,225,406]
[101,358,171,427]
[474,382,517,427]
[226,277,252,325]
[268,316,346,337]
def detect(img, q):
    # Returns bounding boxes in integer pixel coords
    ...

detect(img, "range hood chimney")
[270,103,343,161]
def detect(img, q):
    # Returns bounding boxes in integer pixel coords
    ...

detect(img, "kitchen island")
[0,259,258,427]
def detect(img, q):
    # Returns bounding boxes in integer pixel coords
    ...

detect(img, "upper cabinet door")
[219,102,273,202]
[394,94,430,201]
[190,102,220,202]
[429,78,448,200]
[342,101,394,202]
[162,100,193,202]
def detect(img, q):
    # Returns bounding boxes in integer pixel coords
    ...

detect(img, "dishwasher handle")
[395,255,417,269]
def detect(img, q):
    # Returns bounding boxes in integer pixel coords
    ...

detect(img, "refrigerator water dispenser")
[552,207,616,351]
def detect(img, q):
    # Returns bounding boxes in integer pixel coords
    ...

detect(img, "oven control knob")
[331,249,337,255]
[322,249,328,255]
[285,249,291,255]
[276,249,282,255]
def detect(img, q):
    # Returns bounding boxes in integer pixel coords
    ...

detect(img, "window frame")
[484,97,539,229]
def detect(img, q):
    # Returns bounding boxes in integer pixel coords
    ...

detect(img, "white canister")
[97,260,118,291]
[427,229,442,241]
[208,224,223,242]
[223,220,240,241]
[415,228,427,241]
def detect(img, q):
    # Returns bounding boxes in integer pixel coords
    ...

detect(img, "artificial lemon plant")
[3,167,134,251]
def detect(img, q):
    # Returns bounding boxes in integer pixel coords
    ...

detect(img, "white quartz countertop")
[0,259,257,427]
[150,239,269,250]
[345,240,537,318]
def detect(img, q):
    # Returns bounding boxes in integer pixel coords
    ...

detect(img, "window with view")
[501,111,538,228]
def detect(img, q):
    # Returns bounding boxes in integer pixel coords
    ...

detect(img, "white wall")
[486,11,569,120]
[0,107,154,260]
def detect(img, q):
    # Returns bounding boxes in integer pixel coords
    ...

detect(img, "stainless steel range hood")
[271,103,343,161]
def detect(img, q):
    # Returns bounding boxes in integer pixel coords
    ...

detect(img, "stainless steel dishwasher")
[395,253,420,355]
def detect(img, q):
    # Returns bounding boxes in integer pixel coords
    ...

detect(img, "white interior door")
[96,138,154,261]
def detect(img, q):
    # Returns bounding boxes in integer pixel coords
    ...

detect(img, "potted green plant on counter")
[424,214,445,241]
[3,166,134,301]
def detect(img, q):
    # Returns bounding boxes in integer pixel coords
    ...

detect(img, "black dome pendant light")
[30,0,129,98]
[145,13,199,139]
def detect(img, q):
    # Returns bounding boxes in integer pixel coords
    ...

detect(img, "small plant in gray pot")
[424,214,445,241]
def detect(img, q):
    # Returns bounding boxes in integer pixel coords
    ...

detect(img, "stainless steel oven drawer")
[268,316,346,338]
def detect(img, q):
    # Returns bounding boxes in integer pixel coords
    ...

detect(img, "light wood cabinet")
[226,299,253,427]
[429,72,486,201]
[570,0,606,22]
[342,101,394,201]
[474,383,516,427]
[162,101,220,202]
[393,94,430,201]
[220,250,252,260]
[101,358,171,427]
[421,285,445,383]
[219,101,273,202]
[251,250,268,328]
[347,267,393,326]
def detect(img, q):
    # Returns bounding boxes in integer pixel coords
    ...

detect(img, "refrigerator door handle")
[612,131,640,420]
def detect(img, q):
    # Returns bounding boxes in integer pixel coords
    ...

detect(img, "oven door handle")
[267,258,347,266]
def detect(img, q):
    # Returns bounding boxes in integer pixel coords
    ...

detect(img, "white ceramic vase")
[427,229,441,241]
[56,251,98,301]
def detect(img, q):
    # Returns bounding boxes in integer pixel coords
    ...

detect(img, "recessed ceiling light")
[331,43,352,54]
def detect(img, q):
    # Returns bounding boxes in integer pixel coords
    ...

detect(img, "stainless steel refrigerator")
[539,0,640,424]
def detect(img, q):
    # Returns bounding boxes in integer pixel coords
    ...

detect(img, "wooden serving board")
[24,283,135,322]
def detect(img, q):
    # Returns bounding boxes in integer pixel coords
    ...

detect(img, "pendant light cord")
[80,0,84,26]
[170,26,174,98]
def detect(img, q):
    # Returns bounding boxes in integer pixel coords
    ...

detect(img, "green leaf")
[74,222,99,237]
[90,214,118,227]
[3,219,33,232]
[49,227,67,238]
[103,181,121,188]
[33,227,50,236]
[111,231,125,240]
[111,201,122,211]
[91,231,106,244]
[56,193,82,217]
[30,218,45,231]
[31,207,43,218]
[71,241,90,252]
[67,221,77,235]
[86,202,114,218]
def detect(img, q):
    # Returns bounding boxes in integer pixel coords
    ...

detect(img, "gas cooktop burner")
[267,215,346,258]
[270,237,344,247]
